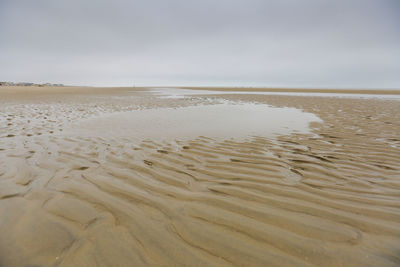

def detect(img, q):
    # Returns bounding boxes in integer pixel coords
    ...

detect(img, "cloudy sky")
[0,0,399,88]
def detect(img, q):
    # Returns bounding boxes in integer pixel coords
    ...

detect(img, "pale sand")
[0,86,399,266]
[180,86,400,95]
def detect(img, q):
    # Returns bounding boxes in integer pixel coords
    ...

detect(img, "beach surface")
[0,86,399,266]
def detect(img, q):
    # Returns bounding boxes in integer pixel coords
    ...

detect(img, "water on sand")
[0,86,399,266]
[70,102,321,140]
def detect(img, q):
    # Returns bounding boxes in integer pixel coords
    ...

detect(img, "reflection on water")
[148,87,400,100]
[72,102,322,140]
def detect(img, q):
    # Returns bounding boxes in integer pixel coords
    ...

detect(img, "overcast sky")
[1,0,399,88]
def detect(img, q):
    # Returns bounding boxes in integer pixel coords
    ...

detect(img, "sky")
[0,0,399,88]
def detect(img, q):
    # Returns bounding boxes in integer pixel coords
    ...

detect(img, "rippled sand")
[0,86,399,266]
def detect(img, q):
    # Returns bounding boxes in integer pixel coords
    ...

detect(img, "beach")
[0,86,399,266]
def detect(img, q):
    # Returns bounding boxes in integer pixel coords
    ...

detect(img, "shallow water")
[70,102,322,140]
[149,87,400,100]
[1,87,400,266]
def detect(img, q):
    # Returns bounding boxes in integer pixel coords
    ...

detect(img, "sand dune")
[0,86,399,266]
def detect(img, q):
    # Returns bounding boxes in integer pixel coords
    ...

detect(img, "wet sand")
[0,86,399,266]
[181,86,400,95]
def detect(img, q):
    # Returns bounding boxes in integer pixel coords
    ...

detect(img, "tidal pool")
[71,102,322,140]
[149,87,400,100]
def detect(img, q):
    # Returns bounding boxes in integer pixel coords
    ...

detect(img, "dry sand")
[0,86,399,266]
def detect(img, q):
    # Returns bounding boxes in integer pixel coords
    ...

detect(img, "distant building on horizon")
[0,81,64,87]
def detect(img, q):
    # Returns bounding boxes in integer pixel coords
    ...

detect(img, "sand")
[0,86,399,266]
[180,86,400,95]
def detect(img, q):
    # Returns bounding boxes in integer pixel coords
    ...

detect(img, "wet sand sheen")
[0,86,400,266]
[68,102,321,139]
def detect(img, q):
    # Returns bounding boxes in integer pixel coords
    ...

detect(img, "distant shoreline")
[1,85,400,95]
[0,82,64,87]
[179,86,400,95]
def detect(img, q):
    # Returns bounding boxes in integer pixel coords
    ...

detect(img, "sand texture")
[0,86,399,266]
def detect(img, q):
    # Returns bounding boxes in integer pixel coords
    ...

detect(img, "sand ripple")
[0,87,399,266]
